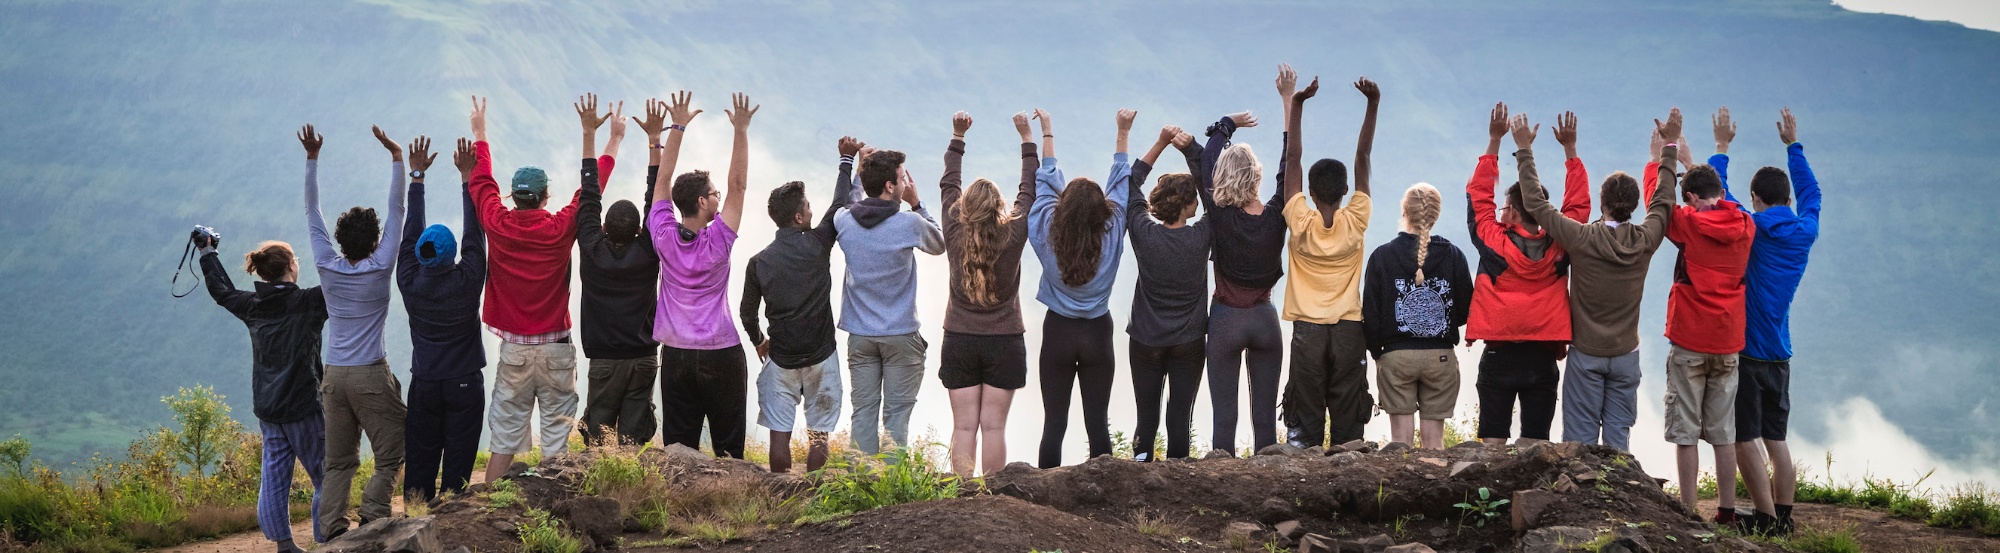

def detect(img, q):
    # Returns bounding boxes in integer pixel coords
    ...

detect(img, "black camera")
[191,225,220,248]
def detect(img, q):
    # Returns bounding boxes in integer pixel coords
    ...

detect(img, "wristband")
[652,143,666,150]
[669,124,686,132]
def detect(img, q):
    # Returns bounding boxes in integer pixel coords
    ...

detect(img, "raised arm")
[299,125,336,265]
[577,154,606,249]
[1780,108,1822,226]
[633,97,668,169]
[1199,111,1255,208]
[1140,124,1176,167]
[1278,64,1318,200]
[649,91,700,208]
[1552,111,1592,223]
[1467,104,1507,247]
[1351,77,1380,198]
[1028,112,1065,245]
[1035,108,1056,161]
[1641,109,1684,239]
[466,96,507,228]
[1131,126,1179,228]
[940,113,970,214]
[1013,112,1037,215]
[1108,109,1135,214]
[454,138,486,277]
[398,137,434,285]
[199,246,254,319]
[370,129,413,266]
[576,93,612,159]
[718,92,757,232]
[1512,114,1584,245]
[815,136,862,242]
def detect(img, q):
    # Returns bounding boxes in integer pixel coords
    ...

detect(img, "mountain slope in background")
[1,0,1995,470]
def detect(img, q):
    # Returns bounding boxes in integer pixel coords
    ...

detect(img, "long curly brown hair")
[954,178,1015,306]
[1050,177,1113,287]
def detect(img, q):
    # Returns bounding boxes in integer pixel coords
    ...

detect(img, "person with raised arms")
[304,123,409,537]
[936,111,1035,476]
[1361,181,1472,450]
[1196,99,1279,456]
[741,133,861,473]
[576,96,676,448]
[1028,108,1133,468]
[651,93,756,459]
[1462,105,1591,447]
[1123,123,1209,462]
[398,137,489,503]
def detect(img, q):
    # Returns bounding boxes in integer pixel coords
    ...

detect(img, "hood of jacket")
[1682,201,1755,243]
[847,197,900,229]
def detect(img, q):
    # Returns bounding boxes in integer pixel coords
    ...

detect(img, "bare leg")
[1676,444,1700,510]
[1513,437,1547,447]
[1736,440,1776,516]
[1419,419,1445,449]
[1767,440,1795,505]
[1714,443,1738,512]
[1389,414,1415,445]
[769,430,793,474]
[978,385,1016,476]
[947,387,983,478]
[484,452,513,485]
[805,431,829,472]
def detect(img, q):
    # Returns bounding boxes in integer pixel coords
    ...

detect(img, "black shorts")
[940,332,1028,390]
[1734,357,1791,441]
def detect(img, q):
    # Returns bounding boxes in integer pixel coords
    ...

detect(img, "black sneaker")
[1732,512,1779,537]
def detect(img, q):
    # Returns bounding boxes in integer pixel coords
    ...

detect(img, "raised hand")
[839,136,862,158]
[726,92,758,130]
[453,138,476,176]
[1294,76,1321,103]
[1488,103,1510,142]
[1013,111,1033,142]
[666,90,701,127]
[575,93,610,132]
[373,125,404,161]
[1655,107,1684,145]
[634,98,669,142]
[952,111,973,139]
[468,96,487,142]
[1171,130,1194,149]
[1276,63,1298,100]
[1713,106,1737,153]
[1354,77,1381,102]
[1158,124,1181,145]
[1777,107,1798,145]
[605,102,627,155]
[1116,108,1137,132]
[408,136,437,173]
[297,124,323,159]
[858,144,878,165]
[1227,111,1259,128]
[1033,108,1055,159]
[1554,111,1579,158]
[1510,113,1538,151]
[1033,108,1054,135]
[897,167,920,206]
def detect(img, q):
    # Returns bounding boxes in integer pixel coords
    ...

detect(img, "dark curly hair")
[1050,177,1112,287]
[604,200,641,246]
[1149,173,1199,225]
[334,206,381,261]
[1308,158,1348,205]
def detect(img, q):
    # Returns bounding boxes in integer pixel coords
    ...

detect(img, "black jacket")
[203,251,327,424]
[577,158,661,359]
[1362,233,1474,356]
[742,156,854,368]
[396,177,488,381]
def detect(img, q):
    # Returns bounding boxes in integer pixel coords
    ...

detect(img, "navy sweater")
[396,177,489,381]
[577,158,662,359]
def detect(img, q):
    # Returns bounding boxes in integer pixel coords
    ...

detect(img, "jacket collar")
[253,280,299,297]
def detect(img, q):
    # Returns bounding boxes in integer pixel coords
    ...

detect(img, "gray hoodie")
[835,195,945,337]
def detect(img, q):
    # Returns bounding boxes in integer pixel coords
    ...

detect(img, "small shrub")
[1928,484,2000,536]
[1453,487,1510,528]
[1783,523,1863,553]
[1129,510,1188,538]
[519,508,584,553]
[487,479,523,510]
[805,445,959,518]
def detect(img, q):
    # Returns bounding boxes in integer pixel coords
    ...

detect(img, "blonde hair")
[242,240,295,282]
[954,178,1014,306]
[1211,143,1263,208]
[1400,183,1443,283]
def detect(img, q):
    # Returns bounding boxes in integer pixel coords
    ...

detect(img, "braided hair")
[1401,183,1443,283]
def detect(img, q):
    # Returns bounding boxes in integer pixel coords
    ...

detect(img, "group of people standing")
[199,65,1822,551]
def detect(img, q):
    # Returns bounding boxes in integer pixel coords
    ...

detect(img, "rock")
[1258,498,1297,525]
[321,517,440,553]
[1574,471,1601,483]
[553,496,622,551]
[1416,457,1447,467]
[504,462,533,479]
[1305,446,1326,456]
[1519,526,1597,553]
[1600,537,1652,553]
[1257,443,1308,457]
[1337,439,1376,453]
[1553,474,1580,493]
[1328,451,1363,465]
[1274,520,1305,541]
[1297,533,1339,553]
[491,521,517,535]
[1553,441,1583,458]
[1450,440,1486,450]
[661,443,711,466]
[1380,442,1412,454]
[1204,448,1235,460]
[1338,533,1395,553]
[444,547,469,553]
[1449,461,1483,479]
[1612,525,1653,552]
[1224,521,1265,544]
[1723,537,1760,551]
[1510,489,1560,532]
[1384,544,1437,553]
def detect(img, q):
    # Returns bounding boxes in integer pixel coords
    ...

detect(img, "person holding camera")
[300,124,411,537]
[396,137,487,503]
[196,223,329,552]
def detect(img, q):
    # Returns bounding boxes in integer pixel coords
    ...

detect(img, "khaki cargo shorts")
[1663,344,1738,446]
[1375,348,1461,420]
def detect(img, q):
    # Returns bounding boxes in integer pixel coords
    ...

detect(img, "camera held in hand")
[173,225,221,298]
[191,225,221,249]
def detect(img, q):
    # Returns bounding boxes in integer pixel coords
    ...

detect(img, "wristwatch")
[409,169,425,179]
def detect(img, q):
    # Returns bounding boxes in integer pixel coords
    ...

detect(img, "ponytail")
[1401,183,1442,283]
[242,240,295,283]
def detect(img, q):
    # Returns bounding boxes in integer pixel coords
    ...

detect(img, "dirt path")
[160,473,485,553]
[1697,498,2000,552]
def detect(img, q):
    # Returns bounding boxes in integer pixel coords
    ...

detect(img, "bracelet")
[651,143,665,150]
[1043,134,1053,137]
[669,124,686,132]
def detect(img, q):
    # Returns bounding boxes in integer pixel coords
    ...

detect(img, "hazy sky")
[1835,0,2000,31]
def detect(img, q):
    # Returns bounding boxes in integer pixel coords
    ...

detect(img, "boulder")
[1297,533,1339,553]
[1449,461,1484,480]
[1273,520,1305,541]
[1223,521,1265,544]
[1384,544,1436,553]
[1380,442,1412,454]
[553,496,622,551]
[320,516,440,553]
[1450,440,1486,450]
[1204,448,1235,460]
[1511,489,1560,531]
[660,443,711,466]
[1257,443,1308,457]
[1336,439,1376,453]
[1519,526,1598,553]
[1338,533,1395,553]
[1257,498,1297,525]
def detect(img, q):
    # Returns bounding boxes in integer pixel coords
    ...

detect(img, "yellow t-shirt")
[1281,191,1371,324]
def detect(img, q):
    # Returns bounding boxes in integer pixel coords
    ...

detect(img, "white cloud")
[1834,0,2000,32]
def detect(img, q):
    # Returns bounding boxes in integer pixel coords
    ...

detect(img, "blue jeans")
[1560,348,1643,451]
[258,417,326,543]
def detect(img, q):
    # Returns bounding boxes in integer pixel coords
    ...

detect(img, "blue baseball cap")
[416,224,456,267]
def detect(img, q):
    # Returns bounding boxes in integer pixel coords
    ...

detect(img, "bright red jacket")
[469,141,584,336]
[1664,196,1756,355]
[1465,154,1592,343]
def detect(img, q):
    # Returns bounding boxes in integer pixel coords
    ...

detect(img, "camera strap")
[171,238,201,298]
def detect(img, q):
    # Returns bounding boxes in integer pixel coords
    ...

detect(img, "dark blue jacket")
[202,252,327,424]
[1717,142,1822,361]
[397,177,489,381]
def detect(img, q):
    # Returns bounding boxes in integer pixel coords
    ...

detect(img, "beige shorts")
[1663,345,1738,446]
[488,342,580,455]
[1375,348,1461,420]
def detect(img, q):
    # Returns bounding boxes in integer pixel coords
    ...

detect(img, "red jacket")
[469,141,584,336]
[1664,195,1756,355]
[1465,154,1592,343]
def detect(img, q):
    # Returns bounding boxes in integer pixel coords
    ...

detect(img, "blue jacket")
[1716,142,1822,361]
[1029,153,1132,319]
[397,178,489,381]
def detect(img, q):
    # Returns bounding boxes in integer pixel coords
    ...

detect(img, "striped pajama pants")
[258,417,327,543]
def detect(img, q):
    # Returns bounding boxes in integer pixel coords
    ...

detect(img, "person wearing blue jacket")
[1712,108,1821,536]
[1027,108,1133,468]
[397,138,489,503]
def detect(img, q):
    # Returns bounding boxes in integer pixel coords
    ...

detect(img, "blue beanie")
[416,224,456,267]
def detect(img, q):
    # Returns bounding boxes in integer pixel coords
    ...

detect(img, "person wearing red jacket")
[466,95,603,484]
[1661,108,1758,514]
[1463,105,1590,446]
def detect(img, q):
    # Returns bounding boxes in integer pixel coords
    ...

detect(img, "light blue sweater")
[834,198,945,337]
[306,159,407,367]
[1029,153,1131,319]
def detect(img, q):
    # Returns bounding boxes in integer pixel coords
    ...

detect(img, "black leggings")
[1475,342,1561,441]
[1038,312,1116,468]
[1206,302,1284,454]
[1130,337,1205,460]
